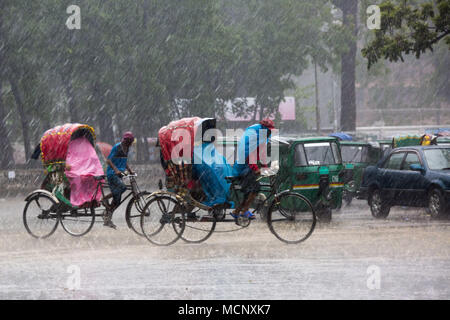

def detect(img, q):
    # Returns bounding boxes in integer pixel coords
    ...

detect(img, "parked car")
[359,146,450,219]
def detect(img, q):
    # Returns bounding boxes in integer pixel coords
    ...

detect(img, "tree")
[333,0,358,132]
[362,0,450,69]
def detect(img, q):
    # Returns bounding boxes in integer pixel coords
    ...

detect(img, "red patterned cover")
[40,123,96,165]
[158,117,203,162]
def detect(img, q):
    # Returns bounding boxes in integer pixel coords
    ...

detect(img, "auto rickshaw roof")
[340,141,371,146]
[270,136,338,145]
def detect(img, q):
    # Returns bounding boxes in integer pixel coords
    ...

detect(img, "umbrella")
[329,132,353,141]
[96,141,113,159]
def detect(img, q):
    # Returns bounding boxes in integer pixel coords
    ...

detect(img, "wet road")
[0,197,449,299]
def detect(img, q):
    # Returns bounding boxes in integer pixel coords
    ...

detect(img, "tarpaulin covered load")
[392,135,437,148]
[65,136,104,207]
[192,142,232,207]
[40,123,96,165]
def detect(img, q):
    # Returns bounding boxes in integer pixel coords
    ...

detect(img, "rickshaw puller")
[231,119,274,220]
[103,131,135,229]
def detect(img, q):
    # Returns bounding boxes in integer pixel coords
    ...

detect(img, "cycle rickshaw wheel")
[60,207,96,237]
[23,193,60,239]
[125,191,151,237]
[140,195,185,246]
[173,207,216,244]
[267,192,316,244]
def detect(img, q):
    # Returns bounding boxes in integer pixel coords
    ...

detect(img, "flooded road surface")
[0,197,449,299]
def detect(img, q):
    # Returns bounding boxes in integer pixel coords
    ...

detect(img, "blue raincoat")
[192,142,232,207]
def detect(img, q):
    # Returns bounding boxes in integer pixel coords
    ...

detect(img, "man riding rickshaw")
[24,123,146,238]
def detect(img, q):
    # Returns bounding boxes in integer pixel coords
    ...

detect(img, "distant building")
[218,97,297,132]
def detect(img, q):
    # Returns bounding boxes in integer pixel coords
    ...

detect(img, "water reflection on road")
[0,197,449,299]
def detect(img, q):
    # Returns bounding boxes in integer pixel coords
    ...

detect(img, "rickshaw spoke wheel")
[60,207,95,237]
[125,191,151,237]
[23,193,59,239]
[267,193,316,244]
[173,208,216,244]
[140,195,185,246]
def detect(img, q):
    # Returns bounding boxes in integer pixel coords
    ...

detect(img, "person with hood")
[231,118,275,220]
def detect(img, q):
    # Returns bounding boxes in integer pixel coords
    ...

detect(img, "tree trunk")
[65,81,79,123]
[61,61,79,123]
[94,82,114,144]
[0,8,15,168]
[9,75,31,162]
[0,80,15,168]
[338,0,357,132]
[314,62,321,134]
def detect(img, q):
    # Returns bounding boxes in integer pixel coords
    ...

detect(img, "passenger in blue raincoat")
[192,141,232,208]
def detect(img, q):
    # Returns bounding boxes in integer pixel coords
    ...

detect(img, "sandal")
[241,211,256,220]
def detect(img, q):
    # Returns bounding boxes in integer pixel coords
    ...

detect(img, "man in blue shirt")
[103,131,135,228]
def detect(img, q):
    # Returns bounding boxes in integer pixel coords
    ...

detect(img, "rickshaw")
[140,118,316,245]
[23,123,148,238]
[339,141,381,205]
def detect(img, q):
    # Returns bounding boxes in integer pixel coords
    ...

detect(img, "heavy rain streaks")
[0,0,449,301]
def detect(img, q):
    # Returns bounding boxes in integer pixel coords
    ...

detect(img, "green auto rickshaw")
[264,136,344,222]
[339,141,381,205]
[216,135,344,222]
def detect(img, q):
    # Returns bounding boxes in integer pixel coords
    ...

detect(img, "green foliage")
[362,0,450,69]
[0,0,358,164]
[292,85,315,130]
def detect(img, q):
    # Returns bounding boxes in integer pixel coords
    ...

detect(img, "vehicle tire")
[140,195,185,246]
[23,193,60,239]
[369,188,390,219]
[267,192,316,244]
[125,191,151,237]
[428,188,448,220]
[60,207,96,237]
[173,208,216,244]
[317,207,332,223]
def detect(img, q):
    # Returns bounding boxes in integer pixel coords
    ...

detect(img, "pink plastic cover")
[65,137,105,207]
